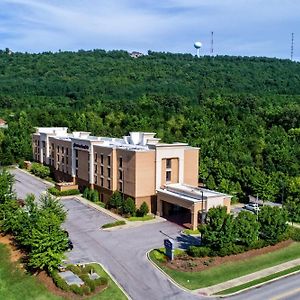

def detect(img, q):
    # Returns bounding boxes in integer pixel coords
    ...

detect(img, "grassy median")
[149,242,300,290]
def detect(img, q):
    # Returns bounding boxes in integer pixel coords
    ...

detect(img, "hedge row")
[48,187,80,196]
[101,220,126,229]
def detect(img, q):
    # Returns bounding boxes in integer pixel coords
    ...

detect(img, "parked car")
[243,203,260,213]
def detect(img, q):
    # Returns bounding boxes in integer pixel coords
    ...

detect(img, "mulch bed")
[165,239,293,272]
[0,234,107,299]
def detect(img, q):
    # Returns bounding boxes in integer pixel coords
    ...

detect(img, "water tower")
[194,41,202,58]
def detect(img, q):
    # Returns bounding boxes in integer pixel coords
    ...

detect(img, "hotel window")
[57,146,59,153]
[107,156,111,166]
[94,153,97,162]
[107,168,111,178]
[75,150,78,158]
[66,148,69,155]
[107,179,111,189]
[100,154,104,164]
[76,169,78,177]
[75,160,78,168]
[100,166,104,176]
[100,177,104,187]
[119,170,123,180]
[62,157,64,164]
[94,175,98,184]
[42,141,46,147]
[100,193,104,202]
[57,154,60,161]
[166,159,172,169]
[66,157,68,165]
[95,164,98,173]
[166,171,171,182]
[119,181,123,192]
[119,157,123,168]
[62,146,64,154]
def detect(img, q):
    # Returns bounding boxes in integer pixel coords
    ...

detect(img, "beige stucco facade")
[32,128,230,223]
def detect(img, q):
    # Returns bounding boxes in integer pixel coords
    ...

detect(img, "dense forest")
[0,49,299,204]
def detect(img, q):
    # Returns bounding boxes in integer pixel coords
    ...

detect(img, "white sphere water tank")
[194,41,202,49]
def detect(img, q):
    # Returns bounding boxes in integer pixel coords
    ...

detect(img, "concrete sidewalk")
[194,258,300,296]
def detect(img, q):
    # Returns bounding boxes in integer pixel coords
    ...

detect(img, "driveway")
[63,198,200,300]
[10,168,52,200]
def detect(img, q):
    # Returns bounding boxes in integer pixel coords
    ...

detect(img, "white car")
[243,203,260,213]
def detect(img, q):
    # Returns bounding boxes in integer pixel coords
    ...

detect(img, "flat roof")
[157,183,231,203]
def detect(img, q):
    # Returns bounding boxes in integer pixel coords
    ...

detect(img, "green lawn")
[216,265,300,295]
[0,244,60,300]
[88,264,127,300]
[0,244,127,300]
[127,215,154,221]
[182,229,200,235]
[149,242,300,290]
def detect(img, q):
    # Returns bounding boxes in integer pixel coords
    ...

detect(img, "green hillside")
[0,49,299,203]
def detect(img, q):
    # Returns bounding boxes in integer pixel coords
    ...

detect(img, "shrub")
[123,197,136,216]
[83,187,90,200]
[50,270,70,292]
[109,191,123,210]
[70,284,84,295]
[95,277,108,286]
[101,220,126,228]
[91,190,99,202]
[82,265,94,274]
[48,187,80,196]
[187,246,211,257]
[289,226,300,241]
[30,162,50,179]
[66,264,82,275]
[137,201,149,217]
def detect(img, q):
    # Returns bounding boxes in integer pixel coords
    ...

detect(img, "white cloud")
[0,0,299,58]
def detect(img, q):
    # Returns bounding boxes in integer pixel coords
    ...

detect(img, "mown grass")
[88,263,127,300]
[216,265,300,295]
[183,229,200,235]
[0,244,61,300]
[149,242,300,290]
[101,220,126,228]
[127,215,154,222]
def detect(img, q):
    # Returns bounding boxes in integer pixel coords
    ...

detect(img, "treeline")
[0,50,299,205]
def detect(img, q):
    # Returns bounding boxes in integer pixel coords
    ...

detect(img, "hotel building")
[32,127,231,229]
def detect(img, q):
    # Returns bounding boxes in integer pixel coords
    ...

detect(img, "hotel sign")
[164,238,175,260]
[73,143,89,150]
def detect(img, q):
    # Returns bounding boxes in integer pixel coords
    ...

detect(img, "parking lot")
[12,168,201,300]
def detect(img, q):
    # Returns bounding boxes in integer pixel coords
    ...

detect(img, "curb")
[216,269,300,298]
[75,261,132,300]
[146,250,192,294]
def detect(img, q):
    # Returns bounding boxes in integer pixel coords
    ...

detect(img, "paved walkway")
[194,258,300,296]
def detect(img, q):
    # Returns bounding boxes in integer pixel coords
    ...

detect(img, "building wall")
[77,150,89,182]
[49,137,72,178]
[184,148,199,186]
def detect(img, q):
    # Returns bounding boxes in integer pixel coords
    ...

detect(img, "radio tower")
[211,31,214,55]
[291,32,294,61]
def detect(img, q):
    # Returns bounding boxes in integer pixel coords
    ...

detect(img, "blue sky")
[0,0,299,60]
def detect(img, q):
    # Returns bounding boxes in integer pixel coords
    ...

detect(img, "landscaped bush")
[66,264,82,274]
[30,162,50,179]
[48,187,80,196]
[70,284,84,296]
[187,246,211,257]
[288,226,300,241]
[137,201,149,217]
[123,197,136,216]
[101,220,126,228]
[95,277,108,286]
[83,187,99,202]
[49,270,70,292]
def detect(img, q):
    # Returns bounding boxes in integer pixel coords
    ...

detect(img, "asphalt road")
[227,272,300,300]
[10,168,52,200]
[11,168,300,300]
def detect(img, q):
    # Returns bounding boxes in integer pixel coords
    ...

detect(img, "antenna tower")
[211,31,214,54]
[291,32,294,61]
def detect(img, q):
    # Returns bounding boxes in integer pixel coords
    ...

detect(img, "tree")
[40,193,67,223]
[258,206,288,244]
[234,210,260,247]
[0,169,15,203]
[137,201,149,217]
[123,197,136,216]
[91,190,99,202]
[284,196,300,224]
[201,206,236,251]
[109,192,123,210]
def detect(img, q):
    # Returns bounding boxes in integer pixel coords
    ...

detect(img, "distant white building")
[129,51,144,58]
[0,118,8,129]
